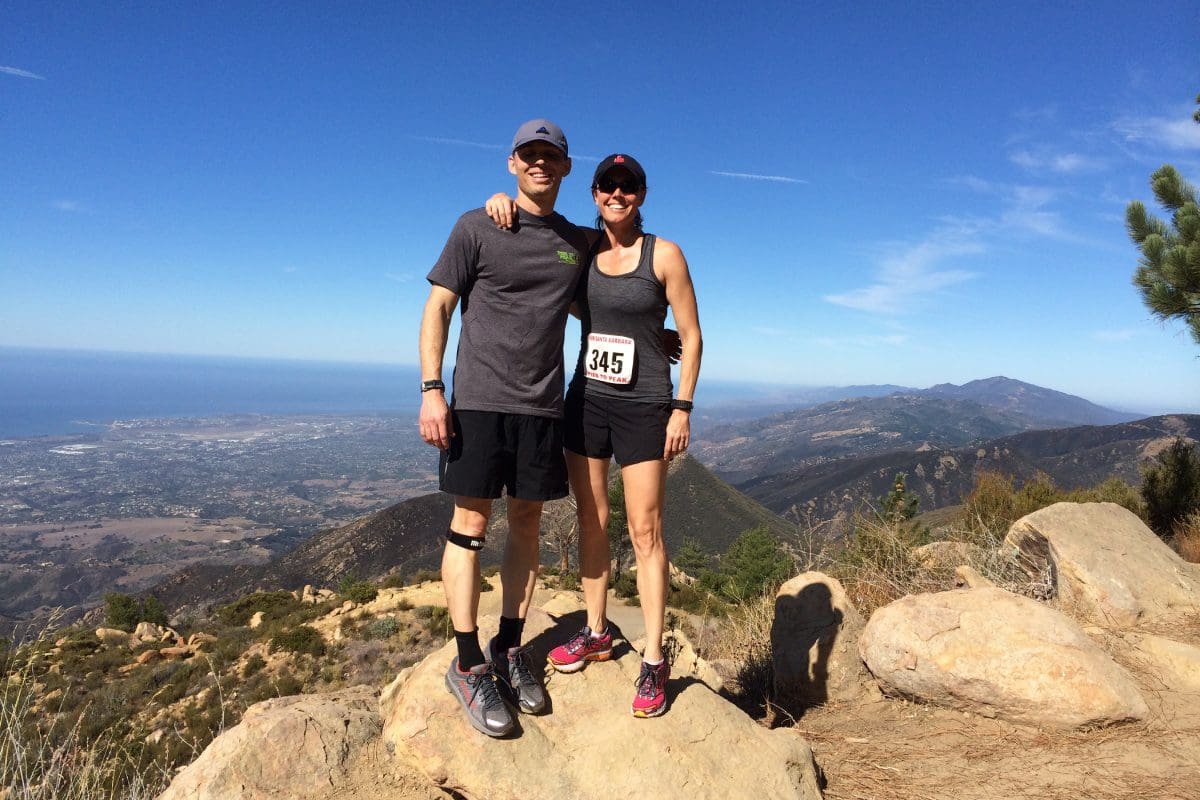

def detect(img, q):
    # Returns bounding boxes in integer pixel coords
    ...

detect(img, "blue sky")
[2,2,1199,414]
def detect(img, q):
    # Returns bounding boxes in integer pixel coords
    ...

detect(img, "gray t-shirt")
[428,208,590,418]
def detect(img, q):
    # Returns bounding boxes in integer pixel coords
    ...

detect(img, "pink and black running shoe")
[547,626,613,673]
[631,659,670,718]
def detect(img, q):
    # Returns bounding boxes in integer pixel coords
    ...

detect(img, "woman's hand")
[485,193,518,229]
[664,409,690,460]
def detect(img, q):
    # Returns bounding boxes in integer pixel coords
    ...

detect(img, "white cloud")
[1093,329,1137,342]
[1000,185,1067,238]
[1009,149,1105,174]
[948,174,999,194]
[813,333,910,348]
[384,272,416,284]
[53,200,81,212]
[824,232,981,314]
[0,65,45,80]
[1113,113,1200,151]
[709,170,807,184]
[410,135,505,152]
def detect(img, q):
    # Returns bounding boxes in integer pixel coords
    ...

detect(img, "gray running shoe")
[444,657,514,737]
[488,637,547,714]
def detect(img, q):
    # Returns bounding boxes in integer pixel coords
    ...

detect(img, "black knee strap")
[447,529,485,551]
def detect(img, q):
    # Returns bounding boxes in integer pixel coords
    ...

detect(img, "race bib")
[585,333,635,385]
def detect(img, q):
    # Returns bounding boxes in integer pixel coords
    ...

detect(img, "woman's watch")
[670,398,693,412]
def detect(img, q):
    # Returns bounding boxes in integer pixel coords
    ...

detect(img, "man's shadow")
[771,582,841,719]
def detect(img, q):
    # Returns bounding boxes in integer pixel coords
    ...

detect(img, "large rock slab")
[1005,502,1200,627]
[1126,632,1200,694]
[773,572,872,709]
[859,587,1148,729]
[383,609,822,800]
[159,686,382,800]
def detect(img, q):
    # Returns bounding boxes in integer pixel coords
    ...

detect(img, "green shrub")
[1141,438,1200,539]
[673,538,710,575]
[340,580,379,605]
[381,573,405,589]
[104,593,167,632]
[216,590,299,627]
[362,617,400,641]
[611,571,638,599]
[414,606,451,640]
[480,577,495,593]
[269,626,326,657]
[720,526,793,600]
[410,569,441,584]
[559,572,580,591]
[242,653,266,678]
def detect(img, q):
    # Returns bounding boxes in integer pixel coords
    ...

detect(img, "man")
[418,119,590,737]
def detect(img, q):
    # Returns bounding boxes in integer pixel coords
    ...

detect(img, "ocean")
[0,347,425,439]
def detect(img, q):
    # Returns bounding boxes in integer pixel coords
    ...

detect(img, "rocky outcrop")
[772,572,872,709]
[859,587,1149,729]
[158,686,382,800]
[1005,502,1200,627]
[383,609,823,800]
[1125,633,1200,694]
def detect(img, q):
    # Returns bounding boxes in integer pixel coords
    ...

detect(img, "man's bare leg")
[501,497,543,620]
[443,496,492,649]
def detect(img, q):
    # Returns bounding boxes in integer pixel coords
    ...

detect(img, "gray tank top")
[570,233,672,402]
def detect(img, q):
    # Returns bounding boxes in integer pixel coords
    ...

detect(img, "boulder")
[953,565,994,589]
[134,622,164,642]
[188,632,218,650]
[1005,502,1200,627]
[859,587,1148,729]
[248,611,265,629]
[95,627,131,647]
[913,541,983,570]
[383,610,822,800]
[158,686,382,800]
[1126,633,1200,694]
[772,572,872,709]
[159,646,193,660]
[136,649,161,665]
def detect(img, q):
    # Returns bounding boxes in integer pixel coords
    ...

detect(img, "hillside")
[735,414,1200,524]
[696,395,1035,484]
[918,376,1140,426]
[151,455,792,613]
[696,377,1140,486]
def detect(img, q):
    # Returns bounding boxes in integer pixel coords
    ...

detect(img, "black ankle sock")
[454,629,485,671]
[495,616,525,652]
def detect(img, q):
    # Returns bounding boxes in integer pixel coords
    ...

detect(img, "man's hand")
[661,328,682,364]
[419,391,453,450]
[485,193,518,229]
[663,409,690,460]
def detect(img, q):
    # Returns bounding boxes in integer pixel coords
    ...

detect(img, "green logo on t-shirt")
[557,250,579,265]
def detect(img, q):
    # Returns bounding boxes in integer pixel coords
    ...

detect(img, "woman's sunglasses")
[595,177,643,194]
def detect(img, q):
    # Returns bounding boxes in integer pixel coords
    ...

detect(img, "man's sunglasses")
[515,146,565,163]
[595,176,643,194]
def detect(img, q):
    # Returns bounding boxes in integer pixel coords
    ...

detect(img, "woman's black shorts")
[563,391,671,467]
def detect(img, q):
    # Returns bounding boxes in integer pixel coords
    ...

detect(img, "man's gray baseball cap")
[512,119,568,156]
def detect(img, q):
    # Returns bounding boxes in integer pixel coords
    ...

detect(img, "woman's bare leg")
[621,458,669,662]
[567,450,612,633]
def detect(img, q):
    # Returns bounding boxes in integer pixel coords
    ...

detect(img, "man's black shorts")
[564,391,671,467]
[439,410,568,501]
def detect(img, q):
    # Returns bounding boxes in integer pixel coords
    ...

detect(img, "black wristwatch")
[420,379,445,393]
[670,399,694,412]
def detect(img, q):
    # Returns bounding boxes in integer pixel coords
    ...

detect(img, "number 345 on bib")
[585,333,635,385]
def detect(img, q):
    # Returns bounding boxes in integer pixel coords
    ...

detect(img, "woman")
[488,153,702,717]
